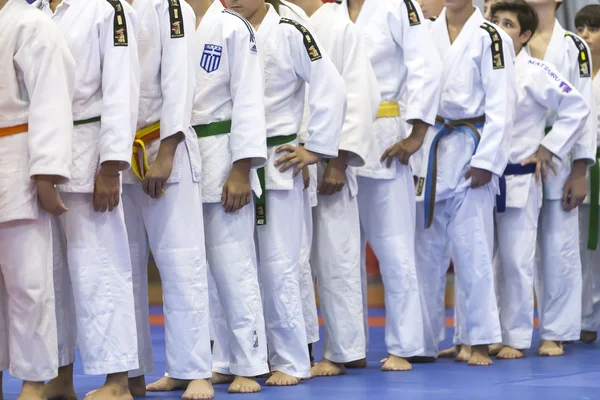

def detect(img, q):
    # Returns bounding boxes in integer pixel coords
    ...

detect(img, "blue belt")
[496,163,536,213]
[423,115,486,229]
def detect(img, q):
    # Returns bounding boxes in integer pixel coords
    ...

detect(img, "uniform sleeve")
[568,38,597,164]
[227,22,267,168]
[388,0,441,126]
[285,23,345,158]
[16,19,75,183]
[338,23,379,167]
[98,1,140,170]
[527,63,591,161]
[156,1,195,141]
[470,30,516,176]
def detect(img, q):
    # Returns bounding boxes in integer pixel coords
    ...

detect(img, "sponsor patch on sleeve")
[106,0,128,47]
[480,23,504,70]
[403,0,421,26]
[279,18,322,62]
[168,0,185,38]
[565,32,591,78]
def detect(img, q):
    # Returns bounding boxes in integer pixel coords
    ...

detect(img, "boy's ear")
[520,29,533,45]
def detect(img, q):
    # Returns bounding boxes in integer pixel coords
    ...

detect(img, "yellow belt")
[0,123,28,137]
[376,102,401,119]
[131,122,161,183]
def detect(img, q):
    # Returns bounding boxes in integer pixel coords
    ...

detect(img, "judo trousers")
[357,166,424,358]
[123,158,211,380]
[313,183,364,363]
[205,199,269,378]
[0,212,58,381]
[52,192,138,375]
[493,182,541,349]
[580,204,600,332]
[300,187,319,345]
[416,185,502,357]
[535,200,582,341]
[257,176,311,379]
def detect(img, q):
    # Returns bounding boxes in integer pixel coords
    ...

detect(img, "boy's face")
[492,10,531,53]
[224,0,263,19]
[483,0,498,21]
[417,0,444,19]
[577,25,600,55]
[443,0,472,12]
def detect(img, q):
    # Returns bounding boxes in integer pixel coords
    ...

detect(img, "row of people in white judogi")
[1,0,599,399]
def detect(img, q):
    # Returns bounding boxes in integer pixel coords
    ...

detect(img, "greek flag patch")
[200,44,222,73]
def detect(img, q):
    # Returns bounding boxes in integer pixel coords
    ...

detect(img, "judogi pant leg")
[0,213,58,381]
[122,185,153,378]
[450,186,502,346]
[59,192,138,375]
[257,176,310,379]
[0,272,8,373]
[494,185,540,349]
[359,234,369,354]
[51,216,77,367]
[357,165,424,358]
[313,184,363,363]
[538,200,582,341]
[210,275,232,375]
[204,200,268,378]
[415,200,450,357]
[300,190,319,345]
[580,205,600,332]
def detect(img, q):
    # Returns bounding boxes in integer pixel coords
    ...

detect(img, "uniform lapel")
[52,0,88,36]
[256,4,279,51]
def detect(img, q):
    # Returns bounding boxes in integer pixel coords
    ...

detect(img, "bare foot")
[265,372,298,386]
[406,356,436,363]
[147,377,189,392]
[128,376,146,397]
[496,346,524,359]
[228,376,260,393]
[581,330,598,344]
[343,358,367,369]
[18,381,46,400]
[456,345,472,362]
[488,344,503,356]
[311,359,346,377]
[182,379,214,400]
[211,372,235,385]
[381,355,412,371]
[84,380,132,400]
[438,346,459,358]
[538,340,564,356]
[468,345,493,366]
[45,364,77,400]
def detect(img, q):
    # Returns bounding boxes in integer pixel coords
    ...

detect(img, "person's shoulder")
[563,30,592,79]
[15,2,62,39]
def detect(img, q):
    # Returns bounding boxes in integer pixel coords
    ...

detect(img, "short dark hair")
[491,0,539,38]
[575,5,600,29]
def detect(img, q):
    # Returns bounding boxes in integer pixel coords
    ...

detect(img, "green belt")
[74,116,101,126]
[544,126,552,135]
[588,149,600,250]
[256,134,298,226]
[193,120,232,138]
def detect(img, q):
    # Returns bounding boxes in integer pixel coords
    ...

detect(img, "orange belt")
[0,124,28,138]
[131,122,161,183]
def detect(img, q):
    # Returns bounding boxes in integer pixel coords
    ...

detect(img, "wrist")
[232,158,252,175]
[571,160,588,178]
[330,151,349,168]
[100,161,121,176]
[34,175,57,185]
[409,121,429,141]
[158,132,184,158]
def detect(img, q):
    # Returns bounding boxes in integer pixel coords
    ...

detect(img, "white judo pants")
[52,192,138,375]
[205,200,269,378]
[313,183,364,363]
[357,166,423,358]
[123,158,211,380]
[416,185,501,357]
[0,212,58,381]
[580,205,600,332]
[493,184,541,349]
[257,176,311,379]
[300,187,319,345]
[535,200,582,341]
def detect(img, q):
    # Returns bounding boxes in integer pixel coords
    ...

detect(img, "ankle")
[106,372,130,387]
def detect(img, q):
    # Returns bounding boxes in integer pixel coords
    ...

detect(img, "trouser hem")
[388,347,425,359]
[502,332,532,350]
[229,363,270,377]
[58,348,77,368]
[165,371,212,380]
[10,365,57,382]
[270,365,310,379]
[323,351,366,364]
[82,357,139,375]
[128,364,154,378]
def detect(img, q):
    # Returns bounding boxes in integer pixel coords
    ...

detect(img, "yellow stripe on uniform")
[376,102,401,119]
[131,122,161,183]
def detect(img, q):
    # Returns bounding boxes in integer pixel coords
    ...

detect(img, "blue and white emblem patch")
[201,44,222,73]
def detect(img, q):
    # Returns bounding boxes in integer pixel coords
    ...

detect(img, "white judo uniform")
[297,2,379,364]
[0,0,74,381]
[532,22,596,343]
[580,73,600,333]
[333,0,441,360]
[122,0,211,380]
[37,0,141,374]
[194,1,269,378]
[255,3,345,378]
[493,51,589,350]
[414,8,516,357]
